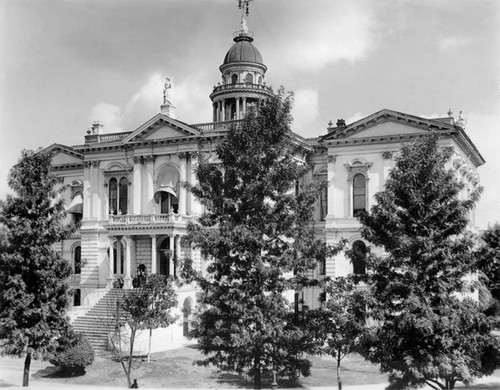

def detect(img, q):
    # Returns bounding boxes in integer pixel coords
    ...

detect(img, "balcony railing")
[108,213,195,226]
[191,119,243,132]
[211,82,273,94]
[84,132,132,144]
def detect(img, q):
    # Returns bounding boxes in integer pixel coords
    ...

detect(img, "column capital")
[133,156,143,164]
[327,155,337,163]
[144,155,156,163]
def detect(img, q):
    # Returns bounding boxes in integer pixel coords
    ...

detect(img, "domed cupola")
[210,4,273,123]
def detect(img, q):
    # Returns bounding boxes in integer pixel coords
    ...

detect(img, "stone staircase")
[72,289,129,354]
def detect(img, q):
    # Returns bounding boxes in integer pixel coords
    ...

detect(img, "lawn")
[30,344,388,388]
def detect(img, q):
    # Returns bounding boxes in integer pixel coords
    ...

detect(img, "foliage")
[50,332,94,374]
[314,277,367,389]
[478,223,500,313]
[110,275,178,387]
[357,133,500,389]
[0,149,75,386]
[183,88,343,389]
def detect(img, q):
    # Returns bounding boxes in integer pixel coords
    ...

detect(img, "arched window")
[231,74,238,84]
[352,240,367,275]
[258,76,263,84]
[353,173,366,216]
[109,178,117,215]
[245,73,253,84]
[119,178,128,215]
[160,192,178,214]
[109,177,128,215]
[73,245,81,274]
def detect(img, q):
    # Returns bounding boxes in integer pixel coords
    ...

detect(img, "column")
[150,234,157,274]
[221,99,226,122]
[190,152,202,215]
[90,161,101,219]
[217,101,222,122]
[179,154,187,215]
[169,236,175,278]
[123,236,133,289]
[83,162,92,220]
[176,235,181,278]
[242,97,247,116]
[132,156,142,214]
[236,97,240,120]
[144,155,155,214]
[107,236,114,289]
[326,155,336,221]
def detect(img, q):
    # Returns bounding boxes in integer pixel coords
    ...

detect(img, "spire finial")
[238,0,253,32]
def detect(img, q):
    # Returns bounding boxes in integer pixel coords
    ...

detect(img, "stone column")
[176,235,182,278]
[123,236,133,289]
[90,161,101,219]
[107,236,114,289]
[217,101,222,122]
[221,99,226,122]
[144,155,155,214]
[83,162,92,220]
[169,236,175,277]
[326,155,336,220]
[178,153,188,215]
[150,234,157,274]
[132,156,142,215]
[236,97,240,120]
[242,97,247,116]
[190,152,202,215]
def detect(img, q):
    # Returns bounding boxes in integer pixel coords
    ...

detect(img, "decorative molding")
[144,155,156,163]
[178,152,188,160]
[56,176,65,184]
[344,160,372,182]
[327,155,336,163]
[381,151,393,160]
[190,151,201,159]
[133,156,143,164]
[83,161,92,168]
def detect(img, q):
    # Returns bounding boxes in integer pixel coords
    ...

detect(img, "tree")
[478,223,500,314]
[357,133,500,389]
[109,275,178,388]
[0,149,75,387]
[183,89,342,389]
[315,277,367,390]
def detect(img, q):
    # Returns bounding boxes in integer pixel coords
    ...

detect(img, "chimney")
[336,118,346,128]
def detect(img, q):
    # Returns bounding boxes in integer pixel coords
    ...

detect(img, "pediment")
[123,114,201,143]
[45,144,83,165]
[348,120,429,139]
[322,109,455,141]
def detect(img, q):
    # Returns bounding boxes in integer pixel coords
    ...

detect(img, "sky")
[0,0,499,229]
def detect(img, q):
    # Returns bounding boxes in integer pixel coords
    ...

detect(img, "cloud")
[89,73,213,132]
[89,103,123,133]
[292,89,320,132]
[277,1,378,71]
[438,36,474,51]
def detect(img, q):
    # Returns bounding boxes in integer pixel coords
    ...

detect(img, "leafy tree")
[109,275,178,387]
[183,88,343,389]
[478,223,500,314]
[315,277,367,390]
[0,149,75,387]
[357,133,500,389]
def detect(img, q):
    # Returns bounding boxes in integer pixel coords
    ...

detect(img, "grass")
[30,344,388,388]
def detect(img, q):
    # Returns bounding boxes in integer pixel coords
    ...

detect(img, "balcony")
[106,213,196,233]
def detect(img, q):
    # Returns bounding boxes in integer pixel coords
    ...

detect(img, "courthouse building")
[46,15,484,351]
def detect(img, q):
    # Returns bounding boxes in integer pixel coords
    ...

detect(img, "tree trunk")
[337,356,342,390]
[126,328,136,388]
[253,354,261,390]
[148,328,152,362]
[22,349,32,387]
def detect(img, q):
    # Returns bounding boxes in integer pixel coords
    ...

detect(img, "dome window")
[231,74,238,84]
[245,73,253,84]
[258,76,262,84]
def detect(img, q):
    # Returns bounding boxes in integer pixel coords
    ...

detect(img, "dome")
[223,34,264,65]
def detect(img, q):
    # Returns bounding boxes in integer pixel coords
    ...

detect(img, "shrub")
[50,333,94,374]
